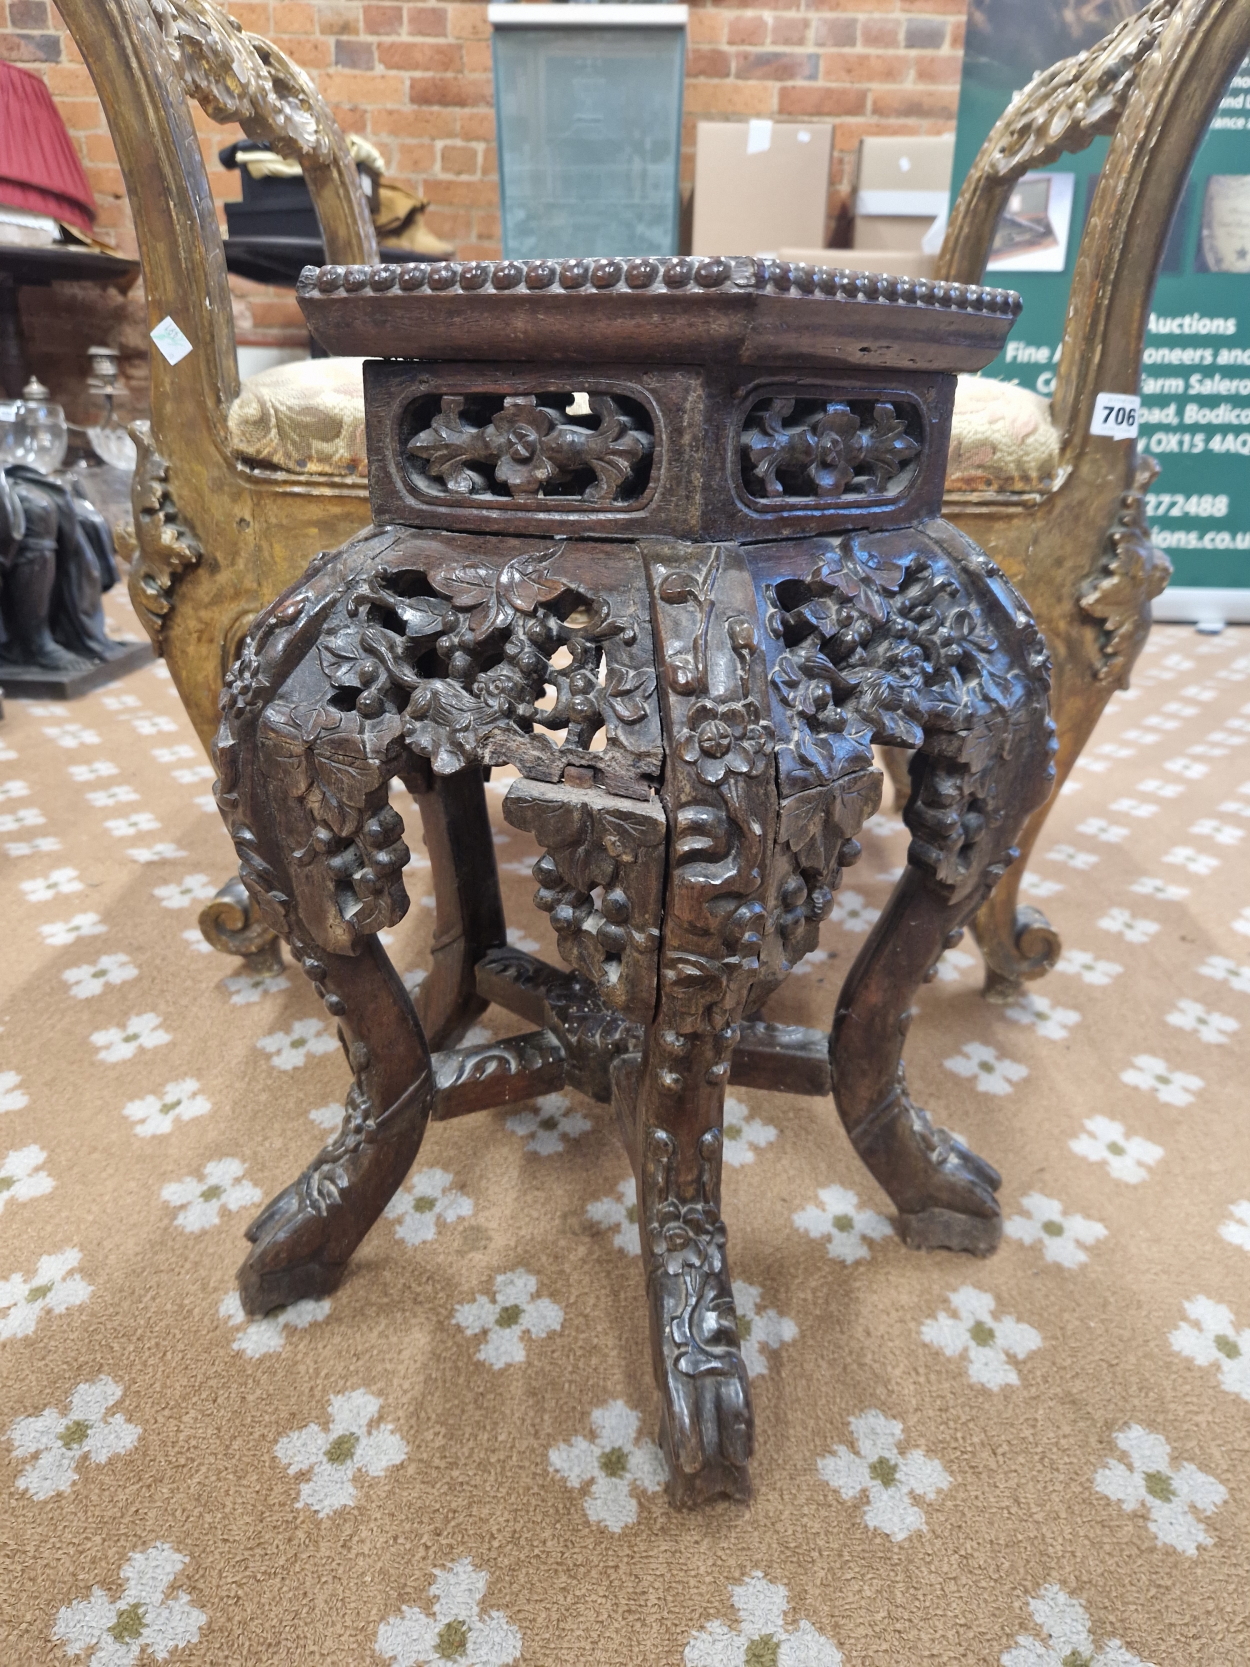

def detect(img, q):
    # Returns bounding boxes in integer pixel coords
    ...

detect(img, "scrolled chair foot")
[974,899,1062,1005]
[852,1083,1003,1257]
[198,871,284,975]
[643,1128,754,1508]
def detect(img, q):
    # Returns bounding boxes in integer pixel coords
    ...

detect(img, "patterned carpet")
[2,597,1248,1666]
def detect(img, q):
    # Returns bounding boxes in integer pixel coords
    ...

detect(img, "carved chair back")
[934,0,1250,994]
[57,0,377,747]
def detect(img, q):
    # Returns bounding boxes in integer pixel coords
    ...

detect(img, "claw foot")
[851,1084,1001,1256]
[238,1083,426,1315]
[643,1127,754,1507]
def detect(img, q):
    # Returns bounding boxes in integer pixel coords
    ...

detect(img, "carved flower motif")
[807,403,863,495]
[679,698,774,785]
[488,400,562,495]
[649,1201,716,1276]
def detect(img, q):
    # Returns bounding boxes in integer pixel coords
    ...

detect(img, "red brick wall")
[2,0,966,417]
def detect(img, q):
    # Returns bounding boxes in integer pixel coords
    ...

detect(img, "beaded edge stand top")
[297,255,1022,372]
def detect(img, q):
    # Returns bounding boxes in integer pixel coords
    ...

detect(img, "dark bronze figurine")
[213,256,1055,1507]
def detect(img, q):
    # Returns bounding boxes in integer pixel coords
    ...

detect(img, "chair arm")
[937,0,1180,286]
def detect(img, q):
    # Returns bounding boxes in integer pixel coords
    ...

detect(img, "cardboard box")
[777,247,937,280]
[692,120,833,256]
[852,134,954,254]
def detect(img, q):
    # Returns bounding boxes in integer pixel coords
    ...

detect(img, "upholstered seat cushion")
[228,355,367,477]
[946,374,1060,493]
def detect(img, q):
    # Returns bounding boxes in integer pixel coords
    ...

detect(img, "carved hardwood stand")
[214,256,1055,1507]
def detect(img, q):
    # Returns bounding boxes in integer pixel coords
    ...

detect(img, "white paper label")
[746,119,773,156]
[1090,391,1140,440]
[150,315,193,366]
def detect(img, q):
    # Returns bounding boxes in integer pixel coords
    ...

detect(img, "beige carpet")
[2,599,1248,1666]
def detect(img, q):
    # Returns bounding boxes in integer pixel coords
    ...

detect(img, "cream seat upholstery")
[229,359,1062,497]
[228,355,368,477]
[946,375,1060,494]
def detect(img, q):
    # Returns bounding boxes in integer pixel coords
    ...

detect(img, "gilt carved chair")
[215,256,1056,1505]
[59,0,378,957]
[936,0,1250,998]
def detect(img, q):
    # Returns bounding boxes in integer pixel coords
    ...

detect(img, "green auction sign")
[951,0,1250,597]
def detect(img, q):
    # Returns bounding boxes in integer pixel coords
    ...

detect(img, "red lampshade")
[0,60,96,234]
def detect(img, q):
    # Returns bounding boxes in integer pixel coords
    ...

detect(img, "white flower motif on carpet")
[548,1400,667,1531]
[1046,844,1098,870]
[121,1079,209,1138]
[1129,876,1189,901]
[1055,948,1123,985]
[1169,1296,1250,1401]
[256,1018,338,1071]
[0,777,29,798]
[0,1070,28,1113]
[1164,998,1238,1045]
[103,813,160,838]
[161,1159,260,1231]
[1161,845,1219,875]
[40,913,107,946]
[1019,872,1063,898]
[732,1279,797,1377]
[1219,1199,1250,1252]
[7,1375,139,1500]
[151,873,216,909]
[828,889,879,931]
[67,761,115,781]
[1110,797,1159,819]
[1005,1194,1107,1268]
[817,1409,950,1542]
[308,1101,344,1131]
[274,1388,406,1517]
[91,1013,171,1064]
[0,1143,52,1215]
[376,1560,521,1667]
[218,1290,330,1358]
[1070,1116,1163,1183]
[220,971,292,1006]
[722,1097,778,1167]
[62,953,137,999]
[21,866,82,903]
[1000,1584,1154,1667]
[1234,906,1250,938]
[43,723,100,748]
[0,804,44,832]
[454,1270,562,1368]
[1076,818,1129,843]
[1197,954,1250,993]
[1098,907,1159,945]
[792,1183,893,1265]
[1190,817,1244,845]
[1002,992,1081,1041]
[684,1573,843,1667]
[1120,1054,1203,1106]
[384,1168,472,1247]
[85,785,137,806]
[504,1092,591,1155]
[942,1041,1028,1095]
[586,1178,640,1256]
[1093,1424,1226,1555]
[921,1286,1041,1389]
[52,1543,205,1663]
[932,946,977,980]
[0,1248,90,1341]
[126,843,188,864]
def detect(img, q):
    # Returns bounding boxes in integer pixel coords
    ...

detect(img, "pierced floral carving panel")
[403,391,656,507]
[739,396,923,505]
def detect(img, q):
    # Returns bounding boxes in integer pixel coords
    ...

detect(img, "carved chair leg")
[832,864,1005,1254]
[620,1046,754,1509]
[239,934,435,1314]
[403,761,507,1050]
[197,872,284,975]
